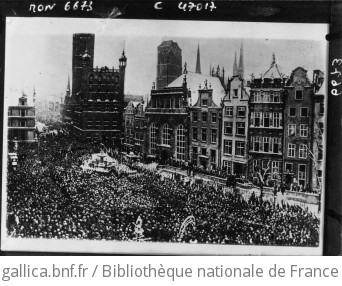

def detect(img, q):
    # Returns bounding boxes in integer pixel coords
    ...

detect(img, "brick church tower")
[156,40,182,89]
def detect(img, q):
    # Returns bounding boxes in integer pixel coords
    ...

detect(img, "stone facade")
[145,80,190,162]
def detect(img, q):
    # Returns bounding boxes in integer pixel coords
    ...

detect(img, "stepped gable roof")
[168,71,226,106]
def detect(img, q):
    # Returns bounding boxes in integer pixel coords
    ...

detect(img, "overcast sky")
[5,18,328,106]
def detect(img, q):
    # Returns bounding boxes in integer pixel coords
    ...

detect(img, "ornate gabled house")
[189,79,225,170]
[123,100,147,155]
[283,67,315,189]
[221,45,250,175]
[64,33,126,145]
[248,54,287,184]
[124,101,141,152]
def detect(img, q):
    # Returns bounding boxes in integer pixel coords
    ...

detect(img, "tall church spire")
[238,42,244,78]
[233,52,238,76]
[66,75,71,97]
[195,42,201,74]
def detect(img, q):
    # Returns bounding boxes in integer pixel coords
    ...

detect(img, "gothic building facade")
[64,33,127,144]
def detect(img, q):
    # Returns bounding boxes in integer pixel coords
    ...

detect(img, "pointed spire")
[183,62,188,74]
[195,42,201,74]
[66,75,71,97]
[209,63,211,76]
[238,42,244,78]
[233,52,238,76]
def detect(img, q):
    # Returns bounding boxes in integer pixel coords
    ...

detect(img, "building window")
[253,136,261,152]
[176,125,186,161]
[254,92,261,102]
[104,120,109,129]
[201,128,207,142]
[202,112,207,122]
[223,140,232,155]
[318,122,324,135]
[95,120,101,128]
[273,92,280,103]
[273,137,281,154]
[223,160,232,174]
[224,122,233,135]
[87,120,92,128]
[263,137,270,153]
[288,124,296,136]
[253,159,261,172]
[233,89,238,97]
[272,161,280,174]
[201,148,207,156]
[288,143,295,158]
[210,149,216,169]
[301,107,309,117]
[235,141,245,157]
[237,106,246,117]
[298,164,306,186]
[289,107,296,117]
[150,123,157,154]
[299,124,308,137]
[299,144,307,159]
[318,144,323,161]
[263,112,270,127]
[211,112,217,123]
[273,112,281,127]
[236,122,245,136]
[225,106,233,117]
[211,129,217,143]
[319,103,324,114]
[285,163,293,173]
[202,99,208,106]
[193,112,198,122]
[192,147,198,161]
[295,90,303,100]
[263,92,270,102]
[253,112,261,127]
[162,124,172,145]
[192,127,198,140]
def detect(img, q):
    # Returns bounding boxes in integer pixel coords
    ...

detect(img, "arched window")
[162,124,171,145]
[150,123,157,154]
[176,125,185,161]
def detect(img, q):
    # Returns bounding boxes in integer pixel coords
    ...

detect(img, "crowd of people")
[6,131,320,246]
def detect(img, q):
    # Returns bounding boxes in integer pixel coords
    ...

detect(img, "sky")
[5,18,328,106]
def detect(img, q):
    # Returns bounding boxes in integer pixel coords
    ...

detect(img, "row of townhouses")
[123,41,325,191]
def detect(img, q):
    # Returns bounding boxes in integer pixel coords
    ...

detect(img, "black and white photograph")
[1,18,328,254]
